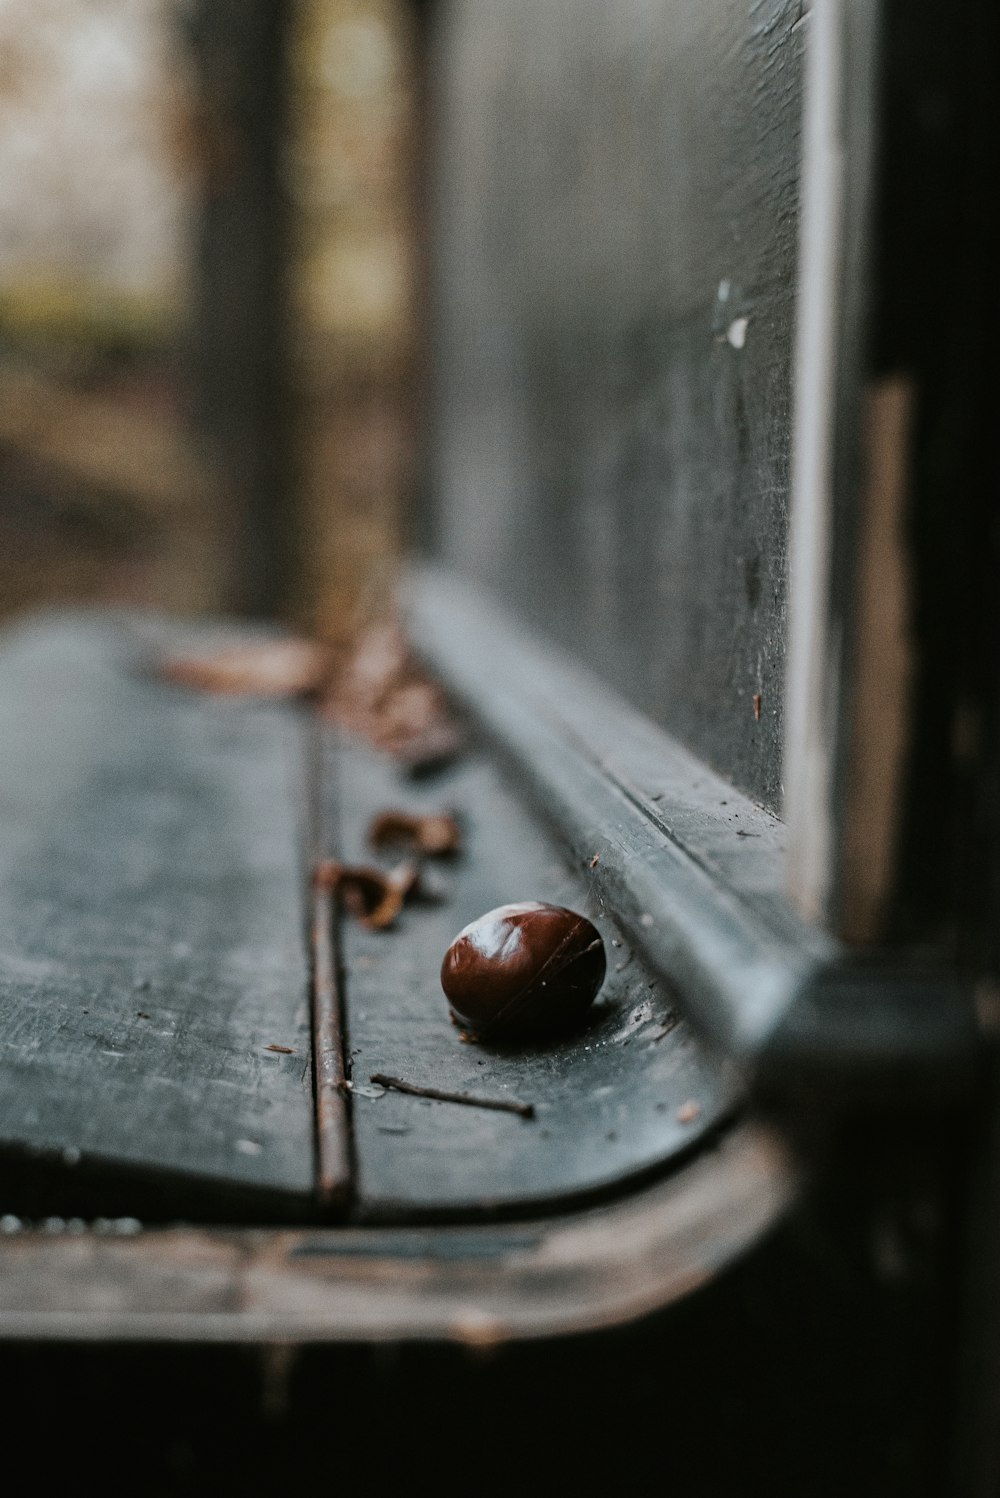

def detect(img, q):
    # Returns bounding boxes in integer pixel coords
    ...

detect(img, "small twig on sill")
[369,1073,535,1119]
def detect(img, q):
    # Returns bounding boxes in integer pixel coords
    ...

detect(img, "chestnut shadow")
[459,993,640,1059]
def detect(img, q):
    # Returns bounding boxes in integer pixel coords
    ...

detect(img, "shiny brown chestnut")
[440,902,606,1040]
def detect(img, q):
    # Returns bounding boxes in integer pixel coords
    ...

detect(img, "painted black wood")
[408,569,977,1100]
[852,4,1000,1491]
[329,732,735,1220]
[0,614,316,1219]
[428,0,805,812]
[869,0,1000,958]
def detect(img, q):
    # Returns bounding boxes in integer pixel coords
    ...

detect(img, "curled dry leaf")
[341,622,410,707]
[161,638,330,699]
[368,809,462,857]
[314,859,421,930]
[161,617,463,771]
[320,620,463,772]
[394,722,466,778]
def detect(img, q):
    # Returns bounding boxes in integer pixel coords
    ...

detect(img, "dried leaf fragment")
[161,638,330,699]
[395,723,466,778]
[320,620,463,771]
[264,1044,295,1054]
[752,692,762,722]
[314,859,421,930]
[368,809,462,857]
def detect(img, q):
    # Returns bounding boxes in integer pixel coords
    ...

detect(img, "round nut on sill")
[441,902,606,1040]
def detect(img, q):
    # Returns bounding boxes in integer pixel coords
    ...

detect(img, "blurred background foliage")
[0,0,419,637]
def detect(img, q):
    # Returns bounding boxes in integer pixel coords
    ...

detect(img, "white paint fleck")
[608,999,656,1043]
[718,278,731,302]
[348,1082,386,1100]
[235,1139,263,1156]
[639,913,654,928]
[726,317,749,350]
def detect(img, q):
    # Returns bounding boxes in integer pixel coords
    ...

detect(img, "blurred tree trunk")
[185,0,295,619]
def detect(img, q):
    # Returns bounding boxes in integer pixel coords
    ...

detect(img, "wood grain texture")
[329,732,737,1219]
[0,614,316,1218]
[0,1122,794,1341]
[428,0,804,811]
[408,570,977,1099]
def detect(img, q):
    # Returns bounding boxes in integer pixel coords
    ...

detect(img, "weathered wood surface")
[429,0,805,811]
[329,731,736,1219]
[0,615,316,1218]
[408,571,977,1099]
[0,1121,794,1340]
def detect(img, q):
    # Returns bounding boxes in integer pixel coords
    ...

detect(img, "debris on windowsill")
[160,638,330,699]
[368,808,462,857]
[369,1072,535,1119]
[341,1080,388,1100]
[313,859,423,930]
[160,617,464,774]
[320,620,464,774]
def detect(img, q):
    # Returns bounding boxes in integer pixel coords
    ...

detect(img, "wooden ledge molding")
[407,567,976,1104]
[0,1123,792,1343]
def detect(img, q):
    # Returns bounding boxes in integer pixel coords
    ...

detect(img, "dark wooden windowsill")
[0,1119,792,1342]
[2,582,956,1341]
[0,608,794,1344]
[407,566,977,1106]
